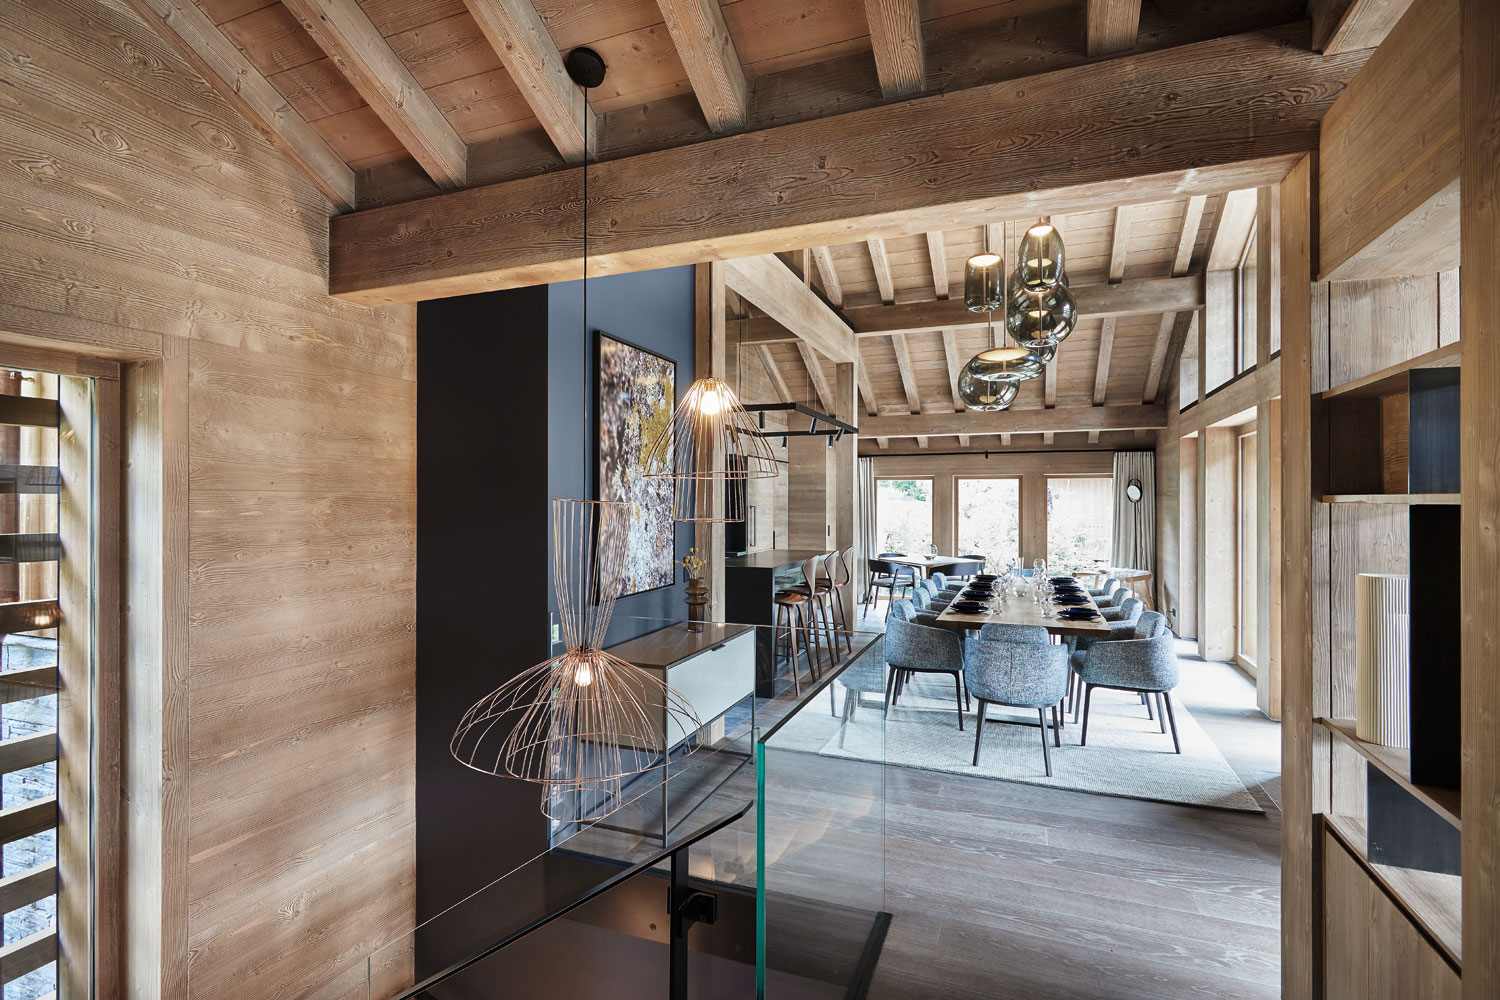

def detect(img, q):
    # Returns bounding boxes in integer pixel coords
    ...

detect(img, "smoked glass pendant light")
[1007,278,1078,347]
[957,364,1019,411]
[971,345,1045,381]
[1017,222,1066,290]
[644,376,779,522]
[963,252,1004,313]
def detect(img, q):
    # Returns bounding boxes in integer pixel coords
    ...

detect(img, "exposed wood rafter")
[657,0,748,134]
[890,334,921,413]
[1311,0,1416,55]
[925,232,949,299]
[941,329,964,412]
[1206,188,1259,269]
[755,345,792,402]
[1086,0,1143,56]
[856,360,879,416]
[1093,317,1117,405]
[1044,356,1058,408]
[863,0,925,99]
[121,0,356,210]
[796,343,834,410]
[1144,194,1207,401]
[463,0,594,164]
[723,255,857,364]
[810,247,844,306]
[867,238,896,304]
[861,404,1167,438]
[282,0,466,189]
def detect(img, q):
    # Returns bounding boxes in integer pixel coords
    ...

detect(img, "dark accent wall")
[548,266,697,647]
[416,287,553,960]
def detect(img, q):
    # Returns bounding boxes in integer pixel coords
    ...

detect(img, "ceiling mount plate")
[566,47,607,88]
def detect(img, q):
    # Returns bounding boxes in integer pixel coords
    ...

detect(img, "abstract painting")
[596,332,677,597]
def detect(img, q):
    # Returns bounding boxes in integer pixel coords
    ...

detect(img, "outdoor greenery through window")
[1046,476,1113,573]
[955,478,1019,570]
[875,478,933,555]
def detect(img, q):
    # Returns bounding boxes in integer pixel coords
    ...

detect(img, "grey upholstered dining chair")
[978,623,1049,644]
[1100,594,1144,624]
[914,578,952,613]
[1071,625,1182,754]
[1068,599,1147,713]
[1089,576,1121,599]
[883,610,968,730]
[964,638,1070,775]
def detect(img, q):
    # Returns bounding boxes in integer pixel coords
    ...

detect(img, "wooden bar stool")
[773,591,813,695]
[819,547,855,654]
[791,554,838,674]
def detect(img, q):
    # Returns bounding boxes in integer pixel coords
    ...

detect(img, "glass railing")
[756,630,888,999]
[306,617,891,1000]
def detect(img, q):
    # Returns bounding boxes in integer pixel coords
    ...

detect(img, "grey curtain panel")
[857,456,877,591]
[1111,450,1155,582]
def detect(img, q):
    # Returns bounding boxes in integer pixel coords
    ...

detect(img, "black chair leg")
[1051,704,1062,747]
[1163,691,1181,754]
[972,700,988,766]
[1080,685,1094,746]
[953,673,965,731]
[1143,691,1154,721]
[1038,708,1053,776]
[884,666,897,710]
[1155,692,1167,733]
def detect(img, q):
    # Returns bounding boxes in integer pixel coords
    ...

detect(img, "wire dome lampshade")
[644,376,779,523]
[958,363,1019,410]
[452,499,702,820]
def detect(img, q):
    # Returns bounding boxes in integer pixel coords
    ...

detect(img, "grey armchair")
[888,597,942,628]
[914,579,952,613]
[964,639,1070,775]
[1071,628,1182,753]
[1068,602,1151,714]
[884,612,968,729]
[1099,595,1143,624]
[978,623,1049,644]
[1088,576,1121,599]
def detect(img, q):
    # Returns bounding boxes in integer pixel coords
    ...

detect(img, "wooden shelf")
[1319,493,1460,505]
[1320,718,1461,828]
[1324,811,1462,968]
[1322,341,1462,400]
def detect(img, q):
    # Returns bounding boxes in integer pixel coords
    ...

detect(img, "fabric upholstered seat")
[884,611,968,729]
[1070,614,1181,753]
[964,638,1070,775]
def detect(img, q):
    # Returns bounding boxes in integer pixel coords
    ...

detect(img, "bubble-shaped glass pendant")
[971,345,1045,382]
[1006,279,1077,348]
[958,361,1020,410]
[963,252,1004,313]
[1017,222,1065,290]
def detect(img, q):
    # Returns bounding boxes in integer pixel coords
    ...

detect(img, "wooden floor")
[852,611,1283,1000]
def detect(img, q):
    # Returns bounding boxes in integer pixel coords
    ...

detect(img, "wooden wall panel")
[1154,431,1180,627]
[1177,434,1199,640]
[1199,426,1236,661]
[1327,275,1441,387]
[0,2,417,996]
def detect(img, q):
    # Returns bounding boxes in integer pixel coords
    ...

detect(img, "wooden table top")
[934,588,1112,637]
[885,554,967,568]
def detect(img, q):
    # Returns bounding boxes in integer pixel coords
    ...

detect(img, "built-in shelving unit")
[1323,811,1462,968]
[1321,341,1461,401]
[1319,718,1460,828]
[1319,493,1460,505]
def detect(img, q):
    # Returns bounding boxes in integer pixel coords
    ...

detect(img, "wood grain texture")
[890,333,921,413]
[724,254,856,364]
[1092,317,1116,406]
[119,0,356,209]
[280,0,467,187]
[1278,154,1314,1000]
[866,237,896,305]
[656,0,746,133]
[861,404,1166,438]
[0,2,418,995]
[862,0,924,99]
[462,0,592,162]
[1461,0,1500,991]
[330,26,1366,303]
[1086,0,1142,56]
[924,231,948,300]
[1311,0,1418,55]
[1319,0,1458,281]
[810,246,844,306]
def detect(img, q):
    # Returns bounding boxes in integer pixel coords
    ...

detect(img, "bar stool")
[772,591,813,695]
[819,547,855,654]
[788,555,838,674]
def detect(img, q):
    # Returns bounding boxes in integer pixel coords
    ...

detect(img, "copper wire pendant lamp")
[452,500,701,820]
[452,50,700,821]
[644,375,779,523]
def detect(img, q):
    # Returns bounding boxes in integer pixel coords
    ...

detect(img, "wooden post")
[1278,154,1315,1000]
[1460,0,1499,993]
[695,262,726,622]
[1178,433,1199,640]
[1199,426,1236,661]
[1257,398,1282,719]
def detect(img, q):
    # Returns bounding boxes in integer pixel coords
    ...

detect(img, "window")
[875,478,933,555]
[1239,431,1258,667]
[0,368,103,999]
[1238,224,1258,375]
[955,478,1020,570]
[1046,476,1113,572]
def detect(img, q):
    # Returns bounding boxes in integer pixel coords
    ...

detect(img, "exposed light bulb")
[574,658,594,687]
[698,384,722,415]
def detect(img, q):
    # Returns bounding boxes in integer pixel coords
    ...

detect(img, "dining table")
[932,584,1113,639]
[884,554,971,579]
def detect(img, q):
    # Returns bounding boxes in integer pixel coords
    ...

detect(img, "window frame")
[1043,473,1115,572]
[952,475,1023,570]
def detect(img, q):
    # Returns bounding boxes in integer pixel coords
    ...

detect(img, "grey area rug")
[772,671,1263,813]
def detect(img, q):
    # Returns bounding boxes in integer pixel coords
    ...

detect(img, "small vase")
[684,578,709,632]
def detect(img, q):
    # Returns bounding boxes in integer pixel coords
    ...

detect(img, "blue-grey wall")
[547,266,697,647]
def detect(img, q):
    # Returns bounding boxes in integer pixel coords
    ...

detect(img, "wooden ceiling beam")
[863,0,925,99]
[1172,195,1208,275]
[1143,194,1208,401]
[890,334,922,413]
[795,343,834,410]
[860,404,1167,438]
[1086,0,1143,56]
[867,238,896,305]
[724,255,857,364]
[657,0,748,134]
[1107,205,1133,282]
[1205,188,1259,269]
[810,247,844,306]
[122,0,357,210]
[1044,356,1058,408]
[281,0,466,189]
[1092,316,1117,405]
[1157,311,1199,404]
[754,344,792,402]
[463,0,593,164]
[1310,0,1416,55]
[331,27,1365,303]
[925,232,950,300]
[941,329,964,412]
[856,360,880,416]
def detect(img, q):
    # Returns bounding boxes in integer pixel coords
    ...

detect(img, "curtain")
[1111,450,1155,581]
[857,456,877,599]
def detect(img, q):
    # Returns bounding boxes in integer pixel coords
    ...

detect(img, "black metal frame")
[744,401,858,444]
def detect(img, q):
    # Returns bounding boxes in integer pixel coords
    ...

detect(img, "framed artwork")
[595,331,678,597]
